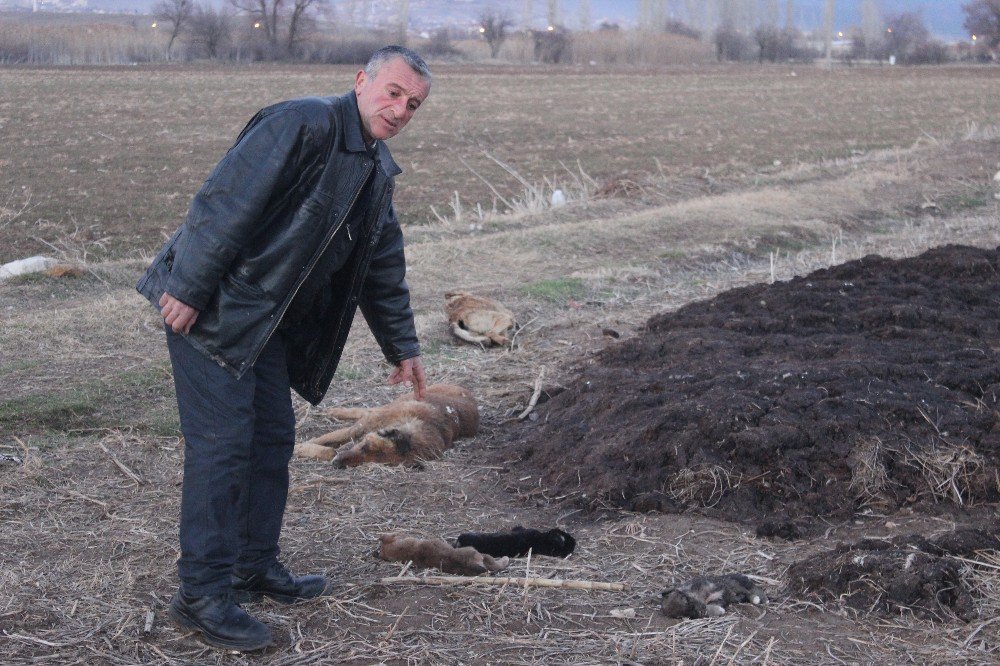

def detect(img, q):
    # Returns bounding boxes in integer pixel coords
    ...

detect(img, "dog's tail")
[450,322,494,346]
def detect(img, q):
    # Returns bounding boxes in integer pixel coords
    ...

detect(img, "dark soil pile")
[514,245,1000,523]
[786,527,1000,621]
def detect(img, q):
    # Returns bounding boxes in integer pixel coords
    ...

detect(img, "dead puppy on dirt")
[444,291,517,347]
[456,526,576,558]
[661,574,767,619]
[378,533,509,575]
[294,384,478,467]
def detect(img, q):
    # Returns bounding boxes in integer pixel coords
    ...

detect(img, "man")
[136,46,431,652]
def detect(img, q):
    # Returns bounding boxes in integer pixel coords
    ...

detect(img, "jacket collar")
[342,91,402,178]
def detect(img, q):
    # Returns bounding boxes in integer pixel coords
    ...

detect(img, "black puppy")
[456,526,576,558]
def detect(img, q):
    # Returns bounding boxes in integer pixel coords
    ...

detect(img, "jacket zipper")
[311,180,393,393]
[244,159,375,373]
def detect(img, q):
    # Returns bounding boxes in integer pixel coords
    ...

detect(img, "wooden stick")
[517,366,546,420]
[143,610,155,634]
[98,443,144,486]
[381,574,626,592]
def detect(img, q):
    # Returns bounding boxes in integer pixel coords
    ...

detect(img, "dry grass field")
[3,64,1000,258]
[1,63,999,664]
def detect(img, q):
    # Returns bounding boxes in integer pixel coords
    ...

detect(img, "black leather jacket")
[137,91,419,405]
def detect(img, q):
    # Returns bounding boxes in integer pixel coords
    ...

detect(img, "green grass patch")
[658,250,689,261]
[0,389,101,433]
[937,190,993,214]
[520,277,588,304]
[334,364,365,381]
[420,338,444,357]
[5,272,54,286]
[0,359,43,376]
[747,228,819,252]
[0,362,177,437]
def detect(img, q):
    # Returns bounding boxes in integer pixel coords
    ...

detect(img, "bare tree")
[153,0,193,60]
[963,0,1000,48]
[287,0,321,52]
[547,0,560,27]
[480,12,513,58]
[718,0,737,30]
[785,0,795,30]
[884,11,931,62]
[639,0,652,30]
[343,0,357,26]
[189,3,231,59]
[683,0,703,31]
[741,0,757,32]
[229,0,326,58]
[859,0,884,59]
[642,0,680,32]
[823,0,834,66]
[396,0,409,44]
[578,0,591,31]
[764,0,780,27]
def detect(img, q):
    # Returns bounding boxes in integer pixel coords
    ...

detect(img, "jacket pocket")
[223,272,266,300]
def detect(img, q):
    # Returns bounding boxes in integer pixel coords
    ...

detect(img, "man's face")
[354,57,430,142]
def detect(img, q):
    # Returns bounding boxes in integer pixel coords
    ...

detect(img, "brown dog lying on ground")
[378,533,509,575]
[444,291,517,346]
[294,384,479,467]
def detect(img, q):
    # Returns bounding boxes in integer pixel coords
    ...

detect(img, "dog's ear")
[551,529,576,555]
[379,428,413,455]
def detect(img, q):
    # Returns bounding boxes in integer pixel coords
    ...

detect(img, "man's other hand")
[388,356,427,399]
[159,292,200,334]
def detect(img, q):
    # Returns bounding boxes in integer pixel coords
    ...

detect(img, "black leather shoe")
[231,562,330,604]
[169,590,271,652]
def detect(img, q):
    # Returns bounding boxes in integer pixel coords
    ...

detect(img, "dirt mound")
[514,245,1000,523]
[786,527,999,621]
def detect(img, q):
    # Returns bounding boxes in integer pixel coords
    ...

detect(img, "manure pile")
[516,245,1000,524]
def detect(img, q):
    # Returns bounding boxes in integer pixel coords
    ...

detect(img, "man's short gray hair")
[365,45,432,84]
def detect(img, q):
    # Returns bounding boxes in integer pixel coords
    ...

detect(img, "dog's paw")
[294,441,335,461]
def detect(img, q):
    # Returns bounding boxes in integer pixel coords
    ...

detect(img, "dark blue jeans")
[165,327,296,597]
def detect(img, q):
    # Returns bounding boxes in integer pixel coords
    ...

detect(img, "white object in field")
[550,189,566,207]
[0,255,59,281]
[993,170,1000,182]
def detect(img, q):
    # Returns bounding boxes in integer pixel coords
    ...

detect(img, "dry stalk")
[516,366,546,420]
[848,436,891,509]
[903,441,989,505]
[665,464,737,507]
[381,575,627,592]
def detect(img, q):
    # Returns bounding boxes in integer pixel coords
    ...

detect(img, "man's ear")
[355,69,367,93]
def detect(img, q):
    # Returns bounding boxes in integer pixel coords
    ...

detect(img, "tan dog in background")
[378,533,509,575]
[294,384,478,467]
[444,291,517,346]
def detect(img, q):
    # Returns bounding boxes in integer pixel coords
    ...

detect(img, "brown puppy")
[378,533,509,575]
[444,291,517,346]
[294,384,479,467]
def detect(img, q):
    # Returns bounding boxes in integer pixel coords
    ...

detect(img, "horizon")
[0,0,979,41]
